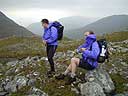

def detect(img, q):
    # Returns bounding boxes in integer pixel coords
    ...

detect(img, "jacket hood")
[86,34,96,41]
[85,34,96,48]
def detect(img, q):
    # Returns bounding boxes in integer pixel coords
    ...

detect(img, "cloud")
[0,0,128,26]
[1,0,128,11]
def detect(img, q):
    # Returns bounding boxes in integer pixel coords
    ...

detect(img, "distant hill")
[27,22,43,36]
[0,11,33,38]
[27,16,96,36]
[66,15,128,39]
[59,16,95,30]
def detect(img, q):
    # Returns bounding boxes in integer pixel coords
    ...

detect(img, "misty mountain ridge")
[58,16,96,30]
[27,22,43,36]
[65,15,128,39]
[0,11,33,38]
[1,11,128,40]
[27,16,96,36]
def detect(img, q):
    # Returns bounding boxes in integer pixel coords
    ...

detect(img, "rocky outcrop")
[109,40,128,53]
[0,56,48,96]
[79,66,115,96]
[85,66,115,93]
[0,40,128,96]
[0,55,116,96]
[80,82,106,96]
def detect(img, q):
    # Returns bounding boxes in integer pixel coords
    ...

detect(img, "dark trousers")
[46,45,57,71]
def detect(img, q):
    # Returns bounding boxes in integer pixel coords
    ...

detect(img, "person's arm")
[42,35,45,41]
[46,27,58,43]
[77,43,87,53]
[42,34,44,41]
[82,42,100,60]
[42,29,48,46]
[42,29,47,40]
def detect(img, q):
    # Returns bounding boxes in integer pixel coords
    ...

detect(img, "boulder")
[4,76,28,92]
[0,92,9,96]
[14,76,28,89]
[4,81,17,92]
[27,79,36,86]
[6,60,18,67]
[66,50,75,57]
[80,82,106,96]
[85,66,115,94]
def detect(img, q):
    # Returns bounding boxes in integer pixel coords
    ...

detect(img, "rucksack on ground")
[51,21,64,40]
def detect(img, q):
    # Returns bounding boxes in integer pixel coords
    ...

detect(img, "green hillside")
[0,31,128,59]
[0,11,33,38]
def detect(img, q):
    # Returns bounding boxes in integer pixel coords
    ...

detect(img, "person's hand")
[80,48,86,52]
[74,49,79,54]
[43,40,47,46]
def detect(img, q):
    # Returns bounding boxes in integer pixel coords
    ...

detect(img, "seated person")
[55,31,100,85]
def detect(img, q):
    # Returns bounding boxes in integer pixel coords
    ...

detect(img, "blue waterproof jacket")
[77,34,100,68]
[42,22,58,45]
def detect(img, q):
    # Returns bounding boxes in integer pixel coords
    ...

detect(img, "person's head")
[41,19,49,28]
[84,30,94,37]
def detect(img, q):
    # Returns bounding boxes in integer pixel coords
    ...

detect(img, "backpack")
[50,21,64,40]
[91,39,109,63]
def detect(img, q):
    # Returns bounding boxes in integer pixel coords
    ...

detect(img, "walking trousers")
[46,45,57,71]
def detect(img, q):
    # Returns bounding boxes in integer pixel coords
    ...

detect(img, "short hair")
[41,19,49,24]
[88,30,94,34]
[85,30,94,34]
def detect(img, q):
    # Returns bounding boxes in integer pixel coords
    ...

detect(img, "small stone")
[28,87,48,96]
[58,86,65,89]
[71,88,79,94]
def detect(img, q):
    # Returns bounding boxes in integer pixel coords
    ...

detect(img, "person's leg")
[56,57,79,80]
[70,57,80,78]
[56,64,72,80]
[63,64,72,75]
[64,57,80,85]
[47,45,57,72]
[64,57,80,76]
[47,45,53,74]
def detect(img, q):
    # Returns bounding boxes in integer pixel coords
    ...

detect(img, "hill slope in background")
[59,16,95,30]
[66,15,128,39]
[27,22,43,36]
[27,16,96,36]
[0,11,33,38]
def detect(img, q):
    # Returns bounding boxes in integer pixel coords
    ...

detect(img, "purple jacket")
[42,23,58,45]
[77,34,100,68]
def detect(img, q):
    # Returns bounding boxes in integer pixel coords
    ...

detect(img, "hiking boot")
[65,76,76,85]
[55,74,66,80]
[47,70,55,78]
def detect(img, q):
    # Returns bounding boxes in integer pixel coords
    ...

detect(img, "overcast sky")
[0,0,128,26]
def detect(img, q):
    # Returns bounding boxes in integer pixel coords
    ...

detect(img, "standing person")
[41,19,58,76]
[55,31,100,84]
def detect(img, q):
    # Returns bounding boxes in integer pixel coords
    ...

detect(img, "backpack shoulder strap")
[49,25,58,42]
[49,26,55,32]
[90,40,97,51]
